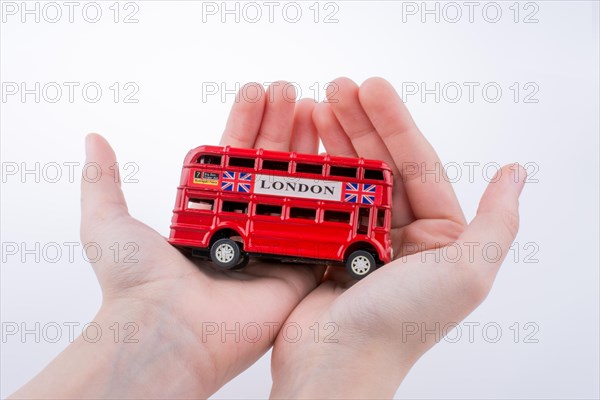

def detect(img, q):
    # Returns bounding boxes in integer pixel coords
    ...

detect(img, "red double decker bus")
[168,145,393,279]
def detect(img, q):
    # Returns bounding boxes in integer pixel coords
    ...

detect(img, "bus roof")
[185,145,392,171]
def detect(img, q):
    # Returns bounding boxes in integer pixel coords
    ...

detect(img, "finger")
[325,78,414,226]
[326,77,401,177]
[80,134,129,228]
[312,102,356,158]
[457,164,526,283]
[220,82,266,148]
[254,81,296,151]
[290,98,319,154]
[359,77,465,225]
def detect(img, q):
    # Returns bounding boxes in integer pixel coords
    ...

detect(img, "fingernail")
[509,163,527,196]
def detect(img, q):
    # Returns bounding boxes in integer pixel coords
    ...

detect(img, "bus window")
[262,159,289,171]
[228,157,255,169]
[256,204,283,217]
[329,166,357,178]
[187,198,214,211]
[296,163,323,175]
[364,169,384,181]
[197,154,222,165]
[323,210,351,224]
[357,208,369,234]
[222,201,248,214]
[289,207,316,220]
[375,209,385,227]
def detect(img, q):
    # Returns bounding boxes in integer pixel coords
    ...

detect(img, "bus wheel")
[210,238,241,269]
[346,250,376,280]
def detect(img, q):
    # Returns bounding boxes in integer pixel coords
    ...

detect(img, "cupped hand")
[269,77,527,399]
[80,81,323,398]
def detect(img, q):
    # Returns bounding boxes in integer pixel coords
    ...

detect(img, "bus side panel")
[246,217,287,256]
[169,210,215,248]
[215,215,249,241]
[257,219,323,260]
[310,223,352,261]
[247,219,349,262]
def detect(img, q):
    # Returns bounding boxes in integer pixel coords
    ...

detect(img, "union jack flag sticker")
[222,171,253,193]
[343,183,377,205]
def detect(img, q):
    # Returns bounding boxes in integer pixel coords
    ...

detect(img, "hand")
[269,77,527,399]
[11,81,323,399]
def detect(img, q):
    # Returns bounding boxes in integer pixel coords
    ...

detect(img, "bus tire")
[346,250,376,280]
[210,238,241,270]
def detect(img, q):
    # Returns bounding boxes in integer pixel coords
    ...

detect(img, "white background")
[1,1,599,398]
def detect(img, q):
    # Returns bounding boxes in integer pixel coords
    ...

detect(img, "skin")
[9,77,526,399]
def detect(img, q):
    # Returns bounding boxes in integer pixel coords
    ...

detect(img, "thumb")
[80,134,129,230]
[457,163,527,279]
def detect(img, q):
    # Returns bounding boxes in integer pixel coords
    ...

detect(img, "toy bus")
[168,145,393,279]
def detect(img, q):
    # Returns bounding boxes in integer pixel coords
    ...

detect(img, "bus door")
[356,207,371,236]
[248,203,287,255]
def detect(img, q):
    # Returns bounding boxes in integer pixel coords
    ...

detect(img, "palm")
[82,209,319,385]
